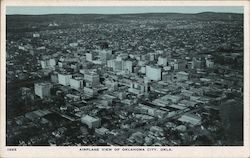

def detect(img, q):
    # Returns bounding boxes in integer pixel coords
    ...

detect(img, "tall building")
[86,53,93,62]
[149,53,156,61]
[144,77,150,93]
[158,56,168,66]
[205,56,214,68]
[187,61,194,69]
[107,59,115,68]
[205,59,214,68]
[146,66,162,81]
[70,62,80,72]
[86,52,98,62]
[107,58,123,71]
[41,58,56,69]
[173,62,179,70]
[58,61,66,68]
[34,82,52,99]
[123,60,133,73]
[69,77,84,91]
[58,73,72,86]
[51,72,58,83]
[98,50,112,64]
[170,59,186,70]
[114,60,123,71]
[84,72,100,88]
[107,59,133,73]
[193,57,206,69]
[140,66,146,74]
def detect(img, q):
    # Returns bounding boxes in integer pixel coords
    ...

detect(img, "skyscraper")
[146,65,162,81]
[34,82,52,99]
[58,73,72,86]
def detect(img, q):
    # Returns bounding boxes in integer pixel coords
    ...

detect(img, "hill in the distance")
[6,12,243,33]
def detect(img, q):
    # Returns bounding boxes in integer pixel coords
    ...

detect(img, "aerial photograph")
[5,6,243,146]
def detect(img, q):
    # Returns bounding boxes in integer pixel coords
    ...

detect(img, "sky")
[6,6,243,15]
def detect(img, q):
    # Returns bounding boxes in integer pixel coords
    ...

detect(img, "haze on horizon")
[6,6,243,15]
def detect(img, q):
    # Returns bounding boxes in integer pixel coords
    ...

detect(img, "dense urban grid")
[6,12,243,146]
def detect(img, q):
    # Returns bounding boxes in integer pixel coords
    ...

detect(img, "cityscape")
[6,8,243,146]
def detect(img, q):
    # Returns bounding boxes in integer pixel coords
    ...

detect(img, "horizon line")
[6,11,244,16]
[6,6,243,15]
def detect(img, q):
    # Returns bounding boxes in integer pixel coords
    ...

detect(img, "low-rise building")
[178,113,201,125]
[176,71,189,81]
[81,115,101,129]
[95,127,110,135]
[84,87,98,97]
